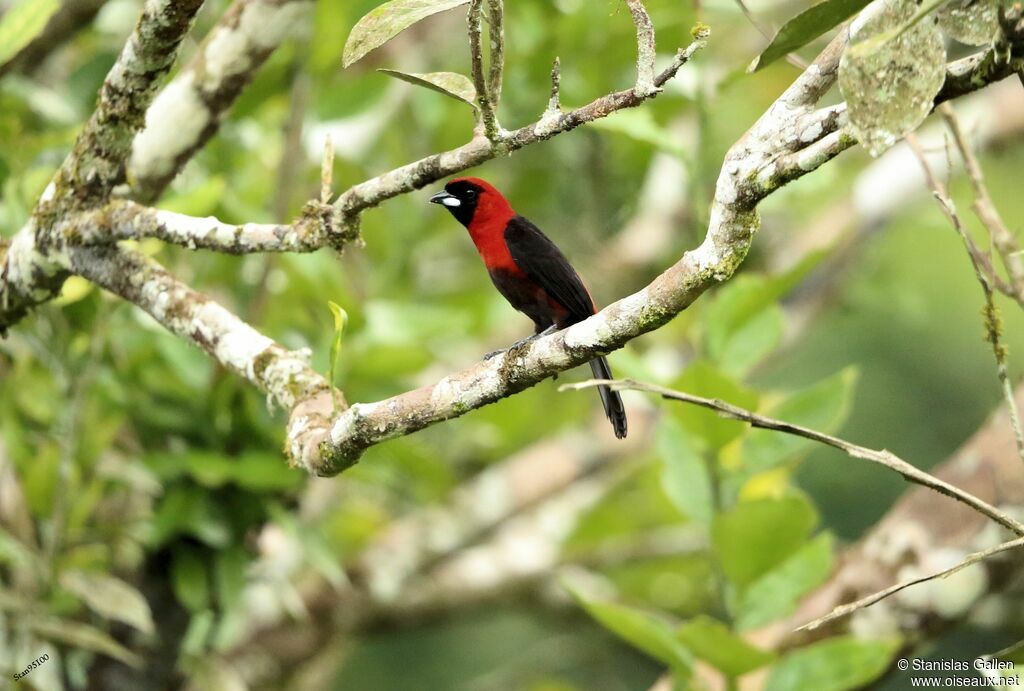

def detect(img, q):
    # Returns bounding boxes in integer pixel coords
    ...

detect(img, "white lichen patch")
[130,73,210,180]
[193,301,275,373]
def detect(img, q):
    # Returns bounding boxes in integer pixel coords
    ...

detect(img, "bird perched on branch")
[430,177,627,439]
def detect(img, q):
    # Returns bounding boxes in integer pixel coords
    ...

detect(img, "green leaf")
[379,69,477,108]
[232,452,304,491]
[172,547,210,612]
[839,0,946,156]
[657,416,714,525]
[343,0,471,67]
[717,305,784,379]
[938,0,999,46]
[30,617,142,667]
[564,582,693,675]
[994,639,1024,665]
[59,571,155,636]
[741,368,857,473]
[328,301,349,413]
[677,615,776,678]
[0,0,60,67]
[736,533,834,631]
[671,360,759,452]
[712,496,818,588]
[214,546,249,612]
[750,0,872,72]
[700,275,786,377]
[150,485,231,548]
[765,636,900,691]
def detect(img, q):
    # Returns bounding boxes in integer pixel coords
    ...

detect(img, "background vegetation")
[1,0,1023,689]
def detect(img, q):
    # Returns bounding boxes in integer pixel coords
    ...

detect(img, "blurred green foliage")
[1,0,1023,688]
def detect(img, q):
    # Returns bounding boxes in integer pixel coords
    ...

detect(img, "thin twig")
[486,0,504,113]
[907,131,1024,465]
[547,57,562,113]
[940,103,1024,302]
[562,378,1024,536]
[468,0,499,140]
[321,135,335,205]
[795,536,1024,632]
[625,0,658,95]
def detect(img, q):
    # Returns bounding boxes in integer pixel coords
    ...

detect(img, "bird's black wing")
[504,215,596,320]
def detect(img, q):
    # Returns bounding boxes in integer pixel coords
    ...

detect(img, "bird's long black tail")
[589,356,627,439]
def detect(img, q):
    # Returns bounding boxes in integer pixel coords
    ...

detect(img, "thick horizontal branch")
[67,200,356,253]
[128,0,316,202]
[566,378,1024,536]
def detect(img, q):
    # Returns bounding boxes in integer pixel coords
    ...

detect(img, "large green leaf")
[565,582,694,675]
[677,615,776,678]
[30,618,142,667]
[0,0,59,66]
[343,0,471,67]
[736,533,834,631]
[700,275,786,378]
[766,636,900,691]
[671,360,760,452]
[172,547,211,612]
[378,69,477,108]
[741,368,858,473]
[839,0,947,156]
[750,0,872,72]
[712,495,818,588]
[60,571,155,636]
[657,415,714,525]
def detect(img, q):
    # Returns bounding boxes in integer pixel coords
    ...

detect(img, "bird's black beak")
[430,190,460,207]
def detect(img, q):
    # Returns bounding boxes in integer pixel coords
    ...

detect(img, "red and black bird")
[430,177,627,439]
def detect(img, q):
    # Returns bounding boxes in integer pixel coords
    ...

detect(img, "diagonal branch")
[0,0,205,334]
[128,0,316,203]
[795,536,1024,633]
[68,244,338,414]
[564,378,1024,537]
[906,126,1024,465]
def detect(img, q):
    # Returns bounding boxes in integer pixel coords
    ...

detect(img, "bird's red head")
[429,177,515,230]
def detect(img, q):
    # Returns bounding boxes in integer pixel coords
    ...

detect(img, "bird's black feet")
[482,326,558,360]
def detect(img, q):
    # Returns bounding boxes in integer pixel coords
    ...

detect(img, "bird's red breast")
[452,177,520,273]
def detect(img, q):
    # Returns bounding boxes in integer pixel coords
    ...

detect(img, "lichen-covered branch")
[625,0,658,96]
[128,0,316,202]
[67,200,355,254]
[0,0,205,334]
[278,25,1024,475]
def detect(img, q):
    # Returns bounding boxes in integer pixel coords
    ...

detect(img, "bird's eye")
[465,190,477,199]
